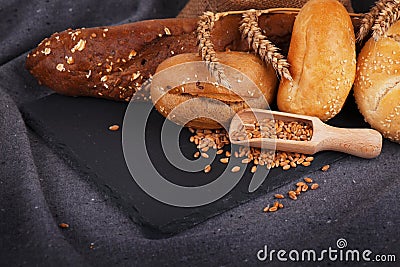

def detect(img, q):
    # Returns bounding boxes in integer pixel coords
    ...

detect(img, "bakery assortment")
[25,1,399,143]
[277,0,356,121]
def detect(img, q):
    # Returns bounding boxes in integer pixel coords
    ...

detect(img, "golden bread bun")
[151,52,278,129]
[277,0,356,121]
[354,21,400,143]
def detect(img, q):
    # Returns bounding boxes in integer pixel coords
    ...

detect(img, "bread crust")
[25,15,295,102]
[354,21,400,143]
[151,52,278,129]
[277,0,356,121]
[26,18,199,101]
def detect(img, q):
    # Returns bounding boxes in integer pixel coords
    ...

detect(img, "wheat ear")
[196,11,230,88]
[239,10,292,81]
[358,0,400,41]
[357,1,385,41]
[372,0,400,40]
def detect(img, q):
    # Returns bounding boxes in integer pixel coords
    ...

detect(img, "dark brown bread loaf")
[25,14,295,101]
[26,18,199,101]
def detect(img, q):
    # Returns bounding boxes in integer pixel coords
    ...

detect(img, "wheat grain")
[189,128,314,172]
[231,166,241,173]
[304,177,313,183]
[311,183,319,190]
[239,10,292,81]
[204,164,211,173]
[321,164,330,172]
[108,124,120,131]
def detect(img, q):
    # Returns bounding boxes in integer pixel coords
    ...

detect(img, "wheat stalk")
[196,8,360,83]
[358,0,400,41]
[215,8,361,18]
[239,10,292,81]
[372,0,400,40]
[357,1,385,41]
[196,11,231,88]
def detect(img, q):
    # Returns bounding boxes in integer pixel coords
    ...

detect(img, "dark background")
[0,0,398,266]
[352,0,375,14]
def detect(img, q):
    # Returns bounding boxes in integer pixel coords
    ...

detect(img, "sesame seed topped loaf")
[354,20,400,143]
[277,0,357,122]
[25,15,295,102]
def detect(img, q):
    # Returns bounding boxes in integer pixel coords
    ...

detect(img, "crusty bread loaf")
[354,20,400,143]
[25,14,295,102]
[151,52,278,129]
[26,18,199,102]
[277,0,356,121]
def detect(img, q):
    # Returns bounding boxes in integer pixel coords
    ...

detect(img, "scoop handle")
[318,124,383,159]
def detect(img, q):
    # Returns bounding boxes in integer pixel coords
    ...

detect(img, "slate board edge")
[20,105,160,233]
[20,96,349,239]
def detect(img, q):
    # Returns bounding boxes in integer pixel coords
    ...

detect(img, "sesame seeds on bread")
[354,20,400,143]
[277,0,356,122]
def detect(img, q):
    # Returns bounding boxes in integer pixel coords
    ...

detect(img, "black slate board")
[21,93,368,238]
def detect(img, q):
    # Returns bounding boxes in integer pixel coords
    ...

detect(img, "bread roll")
[150,52,278,129]
[354,21,400,143]
[277,0,356,121]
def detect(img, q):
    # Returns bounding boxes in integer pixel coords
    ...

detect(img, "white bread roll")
[277,0,356,121]
[151,52,278,129]
[354,21,400,143]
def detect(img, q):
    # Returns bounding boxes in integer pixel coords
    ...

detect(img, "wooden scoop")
[229,108,382,159]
